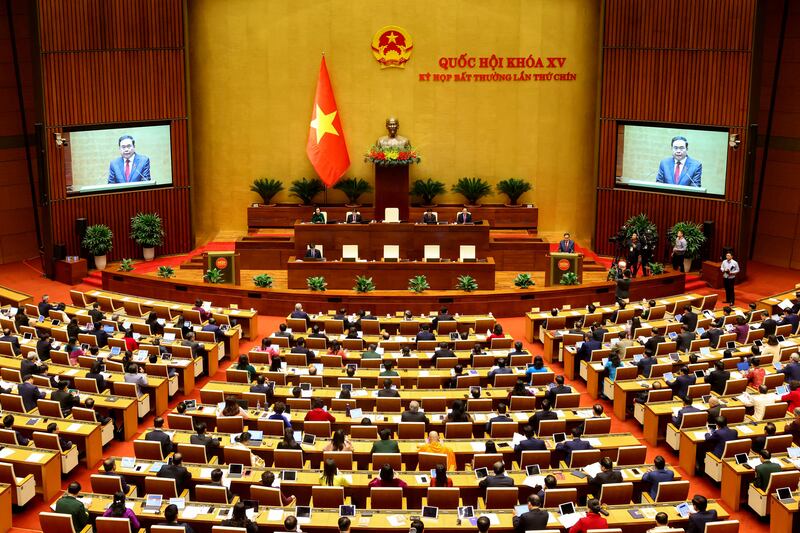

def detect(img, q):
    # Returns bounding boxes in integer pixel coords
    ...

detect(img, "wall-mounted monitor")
[63,123,173,195]
[614,123,729,198]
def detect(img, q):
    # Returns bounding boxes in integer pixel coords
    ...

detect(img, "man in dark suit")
[676,323,696,352]
[557,233,575,253]
[51,380,80,416]
[19,374,45,412]
[546,375,572,406]
[667,367,696,400]
[290,303,310,322]
[416,324,436,341]
[782,353,800,382]
[145,417,175,456]
[478,461,515,494]
[575,332,601,376]
[636,350,656,378]
[0,329,21,355]
[486,403,513,434]
[456,208,472,224]
[345,211,362,223]
[430,342,456,366]
[488,358,513,380]
[655,136,702,188]
[686,494,718,533]
[513,424,547,462]
[701,325,724,349]
[37,294,64,317]
[102,458,131,493]
[679,304,698,331]
[157,453,193,495]
[108,135,151,183]
[779,308,799,334]
[513,494,549,533]
[644,328,665,354]
[2,414,29,445]
[377,378,400,398]
[273,323,294,344]
[36,332,54,361]
[590,322,608,342]
[555,427,593,464]
[190,422,220,450]
[250,375,272,395]
[20,353,46,377]
[640,300,657,320]
[431,307,453,332]
[201,318,224,342]
[528,399,558,434]
[587,456,623,495]
[759,311,778,337]
[706,360,730,395]
[705,396,723,423]
[91,322,109,348]
[305,244,322,259]
[88,302,105,324]
[289,337,314,363]
[422,210,437,224]
[705,416,738,458]
[641,455,675,500]
[401,401,429,426]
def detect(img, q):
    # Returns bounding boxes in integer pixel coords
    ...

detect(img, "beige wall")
[189,0,600,243]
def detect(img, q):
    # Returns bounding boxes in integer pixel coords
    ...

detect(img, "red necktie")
[673,161,681,184]
[124,159,131,182]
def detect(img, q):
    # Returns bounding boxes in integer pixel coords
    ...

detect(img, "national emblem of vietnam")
[371,26,413,68]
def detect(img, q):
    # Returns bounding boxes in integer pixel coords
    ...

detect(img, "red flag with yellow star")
[307,56,350,187]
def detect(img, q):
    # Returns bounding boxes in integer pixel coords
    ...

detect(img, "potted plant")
[668,221,706,272]
[118,259,134,272]
[204,267,224,284]
[410,178,446,206]
[333,177,373,206]
[353,275,376,293]
[624,213,658,239]
[513,273,535,288]
[456,275,478,292]
[408,275,430,293]
[289,177,325,205]
[452,177,492,206]
[82,224,113,270]
[130,212,165,261]
[253,274,273,288]
[250,178,284,206]
[560,272,579,285]
[496,178,533,206]
[157,266,175,279]
[307,276,327,291]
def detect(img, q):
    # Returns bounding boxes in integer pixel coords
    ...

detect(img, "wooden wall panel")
[36,0,191,265]
[596,0,758,264]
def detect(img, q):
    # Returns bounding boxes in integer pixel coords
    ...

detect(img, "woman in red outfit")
[569,499,609,533]
[123,329,139,351]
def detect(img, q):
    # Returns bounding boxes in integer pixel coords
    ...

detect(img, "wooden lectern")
[545,252,583,286]
[205,251,240,285]
[374,165,409,221]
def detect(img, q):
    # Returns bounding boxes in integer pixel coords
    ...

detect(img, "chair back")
[256,418,287,437]
[226,369,250,384]
[113,381,140,398]
[686,383,711,399]
[398,422,425,439]
[568,449,601,468]
[90,474,125,494]
[250,485,283,506]
[37,399,64,418]
[287,398,311,411]
[615,445,647,465]
[764,470,800,494]
[537,419,566,437]
[472,355,495,367]
[304,420,332,437]
[719,406,745,424]
[195,484,230,504]
[467,398,492,411]
[583,418,612,435]
[436,321,457,334]
[679,411,709,429]
[720,439,752,459]
[473,453,503,470]
[178,443,210,464]
[312,485,345,507]
[372,453,403,471]
[216,416,244,433]
[351,425,378,439]
[543,488,578,507]
[212,528,248,533]
[721,379,747,396]
[703,521,740,533]
[485,486,518,507]
[0,369,20,383]
[653,480,690,502]
[274,449,303,468]
[323,451,353,470]
[152,527,188,533]
[426,487,460,509]
[490,338,513,350]
[647,389,674,403]
[223,446,253,466]
[370,486,403,509]
[0,429,18,445]
[144,476,179,497]
[597,482,633,505]
[134,439,165,460]
[74,377,100,393]
[96,517,133,533]
[765,434,794,454]
[493,373,518,388]
[167,413,195,431]
[0,394,25,413]
[418,452,448,470]
[40,513,79,533]
[444,422,472,439]
[554,393,580,408]
[489,421,518,438]
[32,432,62,452]
[510,396,536,412]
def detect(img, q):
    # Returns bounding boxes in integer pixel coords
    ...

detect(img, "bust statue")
[377,117,410,149]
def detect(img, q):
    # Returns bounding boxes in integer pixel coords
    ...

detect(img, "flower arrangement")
[365,144,421,166]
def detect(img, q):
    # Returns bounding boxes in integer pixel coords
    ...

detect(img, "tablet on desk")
[726,341,736,349]
[296,506,312,519]
[553,432,567,444]
[302,433,316,445]
[339,505,356,517]
[777,487,793,502]
[526,464,541,476]
[559,502,576,516]
[458,506,474,519]
[473,467,488,479]
[734,453,749,465]
[183,399,196,410]
[776,385,789,396]
[281,470,297,481]
[422,506,439,519]
[300,382,312,391]
[675,502,691,518]
[228,463,243,477]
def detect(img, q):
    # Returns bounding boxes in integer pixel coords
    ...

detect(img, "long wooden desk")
[0,443,60,500]
[8,410,104,468]
[78,491,728,533]
[287,257,497,290]
[294,221,491,261]
[0,484,10,533]
[109,457,677,508]
[720,452,799,511]
[72,289,259,340]
[294,312,497,334]
[0,286,32,307]
[771,492,800,533]
[641,398,747,447]
[758,287,799,315]
[139,428,640,471]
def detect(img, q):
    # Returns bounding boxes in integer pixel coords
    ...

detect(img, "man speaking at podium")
[655,136,702,188]
[558,233,575,253]
[108,135,151,184]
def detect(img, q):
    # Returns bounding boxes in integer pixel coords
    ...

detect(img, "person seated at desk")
[686,494,718,533]
[220,396,249,418]
[569,499,609,533]
[86,301,105,324]
[38,294,65,317]
[752,448,781,489]
[311,207,325,224]
[51,379,80,416]
[371,427,400,454]
[706,360,730,395]
[235,354,258,382]
[2,414,29,445]
[191,299,212,322]
[47,422,73,451]
[372,375,398,395]
[781,380,800,412]
[666,366,696,400]
[123,364,148,397]
[232,432,265,467]
[345,210,362,223]
[148,353,177,378]
[145,416,175,456]
[36,331,54,361]
[158,504,195,533]
[555,426,593,464]
[528,398,559,433]
[587,456,622,494]
[478,461,515,495]
[485,402,512,434]
[305,398,336,422]
[513,494,549,533]
[55,481,90,532]
[636,349,657,379]
[277,428,302,450]
[102,491,140,529]
[430,464,452,487]
[513,424,547,460]
[431,306,454,331]
[0,328,20,355]
[779,308,800,334]
[416,323,435,341]
[273,323,294,343]
[19,374,45,412]
[250,373,272,395]
[486,323,505,343]
[546,375,572,405]
[704,415,738,458]
[361,343,380,359]
[641,455,675,500]
[327,340,348,360]
[208,468,234,503]
[20,352,46,377]
[508,340,528,357]
[558,232,575,253]
[190,421,220,450]
[379,360,399,377]
[13,311,29,333]
[456,207,472,224]
[260,471,296,506]
[431,342,455,366]
[221,501,258,533]
[422,209,437,224]
[643,327,665,354]
[181,331,202,357]
[419,431,457,470]
[525,356,548,377]
[507,378,533,403]
[488,357,513,380]
[369,464,407,488]
[102,458,131,494]
[305,243,322,259]
[401,401,429,426]
[290,302,310,321]
[201,317,225,342]
[647,512,673,533]
[752,422,776,454]
[782,353,800,382]
[575,331,601,376]
[446,399,472,423]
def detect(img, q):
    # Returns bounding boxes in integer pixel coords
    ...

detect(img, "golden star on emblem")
[386,32,397,43]
[310,105,339,143]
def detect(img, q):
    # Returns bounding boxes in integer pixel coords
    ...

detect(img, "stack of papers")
[558,512,585,528]
[582,462,602,477]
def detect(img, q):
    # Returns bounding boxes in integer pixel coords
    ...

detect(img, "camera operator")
[626,233,642,277]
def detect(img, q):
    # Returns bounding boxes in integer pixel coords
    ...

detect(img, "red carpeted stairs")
[685,273,709,292]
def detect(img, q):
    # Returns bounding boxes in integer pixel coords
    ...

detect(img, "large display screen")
[615,123,729,197]
[64,124,173,195]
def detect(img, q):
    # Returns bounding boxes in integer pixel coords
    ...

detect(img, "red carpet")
[1,257,795,532]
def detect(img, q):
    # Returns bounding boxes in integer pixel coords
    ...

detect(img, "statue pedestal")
[374,164,409,221]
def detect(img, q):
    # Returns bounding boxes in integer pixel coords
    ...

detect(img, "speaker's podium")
[205,251,240,284]
[545,252,583,286]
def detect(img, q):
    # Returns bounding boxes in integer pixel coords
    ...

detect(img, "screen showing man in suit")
[63,124,173,195]
[614,124,728,197]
